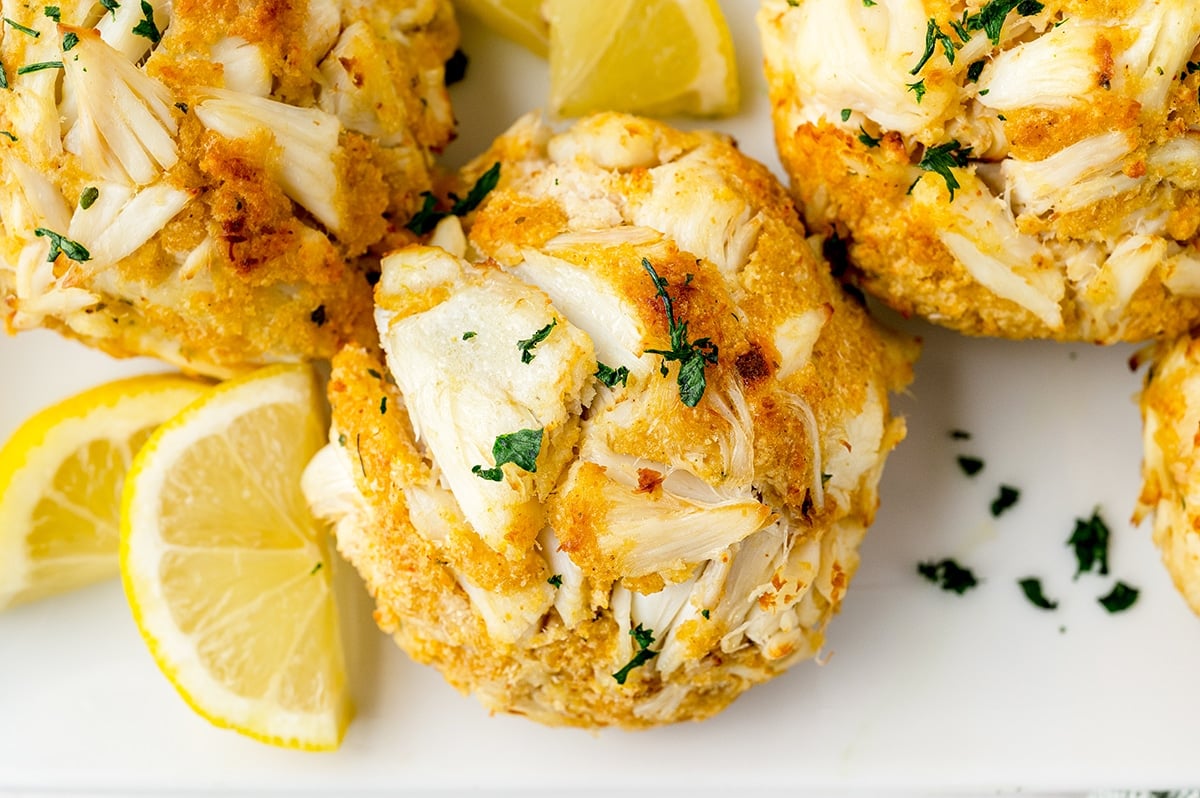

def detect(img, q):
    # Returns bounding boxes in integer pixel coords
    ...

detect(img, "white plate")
[3,3,1199,793]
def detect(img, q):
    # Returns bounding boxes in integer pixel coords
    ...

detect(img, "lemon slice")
[457,0,549,56]
[546,0,739,118]
[121,365,349,750]
[0,374,210,610]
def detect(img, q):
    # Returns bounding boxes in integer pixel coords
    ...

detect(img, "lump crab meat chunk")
[375,246,595,558]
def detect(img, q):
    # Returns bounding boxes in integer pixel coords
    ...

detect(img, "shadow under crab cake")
[304,113,918,728]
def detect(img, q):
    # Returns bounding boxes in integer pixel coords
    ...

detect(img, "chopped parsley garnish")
[34,227,90,262]
[337,433,347,446]
[17,61,63,74]
[918,558,979,595]
[957,456,984,476]
[79,186,98,209]
[309,562,323,575]
[174,101,188,113]
[1018,577,1058,610]
[62,31,79,51]
[0,61,8,90]
[700,609,710,619]
[966,60,986,83]
[840,108,852,122]
[642,258,718,408]
[367,368,382,379]
[461,331,476,340]
[911,18,958,75]
[44,6,61,21]
[379,396,387,415]
[1067,510,1110,578]
[0,130,16,142]
[857,126,881,147]
[5,18,40,37]
[595,362,630,388]
[517,319,556,364]
[907,79,927,103]
[967,0,1045,46]
[310,304,326,326]
[1098,582,1138,613]
[547,574,563,588]
[472,427,543,482]
[612,624,658,685]
[451,161,501,216]
[131,0,160,43]
[917,140,972,200]
[100,0,119,18]
[406,162,501,235]
[990,484,1020,517]
[862,0,877,5]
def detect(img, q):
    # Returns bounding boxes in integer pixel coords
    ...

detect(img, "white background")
[2,2,1198,793]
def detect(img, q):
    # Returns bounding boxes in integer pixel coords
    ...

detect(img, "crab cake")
[760,0,1200,343]
[303,113,917,728]
[1136,333,1200,615]
[0,0,457,376]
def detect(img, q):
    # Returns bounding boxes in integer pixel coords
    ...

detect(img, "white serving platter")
[2,2,1199,793]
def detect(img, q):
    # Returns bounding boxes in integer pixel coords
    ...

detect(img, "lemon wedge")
[457,0,549,56]
[0,374,210,611]
[121,364,350,751]
[545,0,739,118]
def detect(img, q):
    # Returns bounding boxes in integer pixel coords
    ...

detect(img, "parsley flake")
[1018,577,1058,610]
[379,396,387,415]
[79,186,98,209]
[990,484,1020,517]
[917,140,972,200]
[966,60,986,83]
[34,227,90,262]
[17,61,63,75]
[131,0,160,43]
[612,624,658,685]
[517,319,556,364]
[4,18,40,37]
[310,304,326,326]
[44,7,61,22]
[62,31,79,51]
[918,558,979,595]
[405,162,501,235]
[1067,510,1110,578]
[857,125,882,147]
[957,456,984,476]
[100,0,119,18]
[0,130,16,142]
[1098,582,1138,613]
[642,258,718,408]
[471,427,543,482]
[840,108,852,122]
[967,0,1045,46]
[547,574,563,588]
[911,17,958,75]
[907,79,927,103]
[310,562,323,576]
[462,331,476,340]
[700,609,710,619]
[949,429,972,440]
[595,362,630,388]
